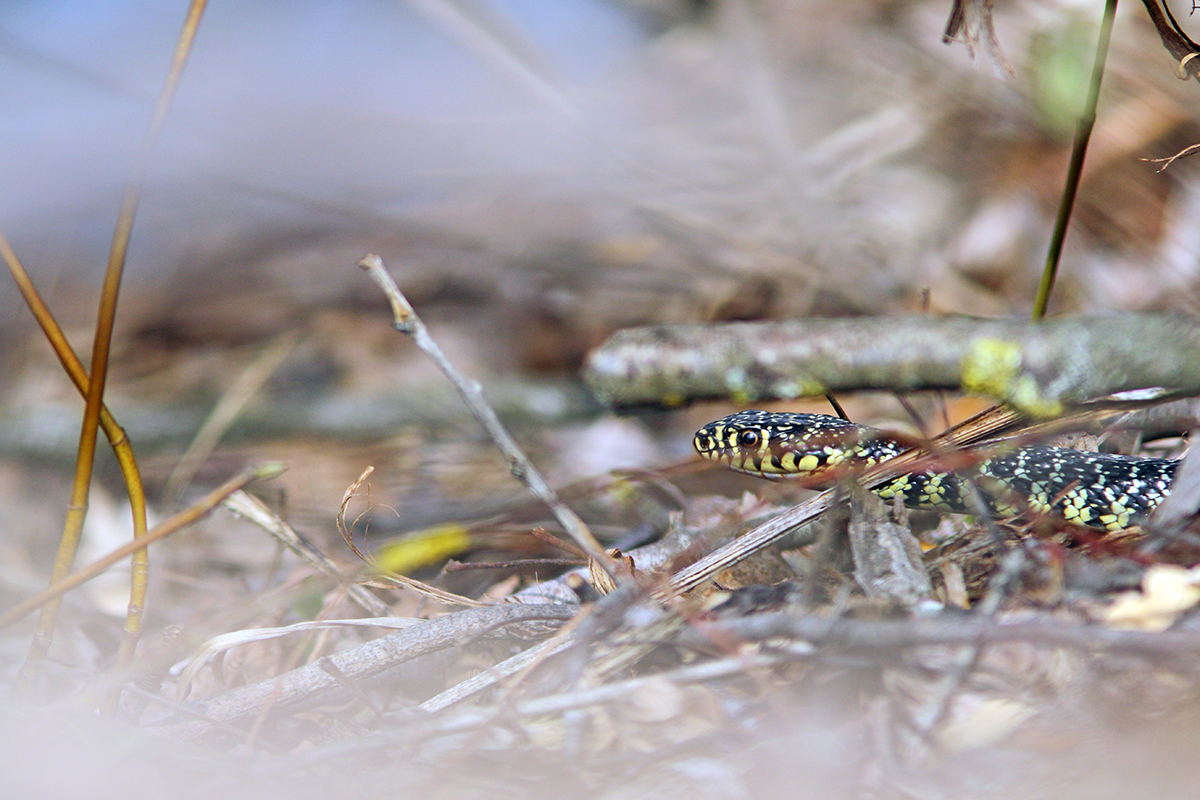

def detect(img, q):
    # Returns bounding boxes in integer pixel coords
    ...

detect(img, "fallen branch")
[584,314,1200,416]
[678,608,1200,657]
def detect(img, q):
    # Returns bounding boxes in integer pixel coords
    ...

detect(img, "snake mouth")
[694,430,819,480]
[724,460,788,480]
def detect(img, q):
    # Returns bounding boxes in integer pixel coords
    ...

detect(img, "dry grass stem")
[336,467,483,607]
[0,228,152,708]
[166,329,301,504]
[19,0,209,687]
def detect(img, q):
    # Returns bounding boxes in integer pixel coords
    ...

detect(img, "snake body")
[693,410,1178,531]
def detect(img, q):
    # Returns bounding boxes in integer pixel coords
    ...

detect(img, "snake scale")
[694,410,1178,531]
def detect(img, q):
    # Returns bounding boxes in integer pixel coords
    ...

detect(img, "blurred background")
[2,0,1200,796]
[2,0,1197,515]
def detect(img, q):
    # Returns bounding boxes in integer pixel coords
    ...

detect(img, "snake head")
[693,410,883,480]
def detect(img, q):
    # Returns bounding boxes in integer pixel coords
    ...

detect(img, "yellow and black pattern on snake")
[693,410,1177,531]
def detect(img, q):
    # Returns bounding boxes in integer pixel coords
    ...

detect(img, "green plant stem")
[1033,0,1119,320]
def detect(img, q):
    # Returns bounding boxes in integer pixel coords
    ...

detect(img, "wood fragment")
[847,487,932,605]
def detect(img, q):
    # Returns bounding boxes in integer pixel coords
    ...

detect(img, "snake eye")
[737,429,761,448]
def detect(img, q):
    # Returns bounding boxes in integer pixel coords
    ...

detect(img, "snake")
[693,410,1178,531]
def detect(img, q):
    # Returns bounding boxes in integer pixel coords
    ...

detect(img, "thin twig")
[335,466,483,607]
[530,526,589,559]
[358,254,612,576]
[1143,142,1200,173]
[445,558,584,572]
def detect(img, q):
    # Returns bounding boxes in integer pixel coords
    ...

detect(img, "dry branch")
[584,313,1200,415]
[677,608,1200,658]
[359,254,612,573]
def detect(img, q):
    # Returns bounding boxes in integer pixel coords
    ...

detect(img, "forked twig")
[1143,142,1200,173]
